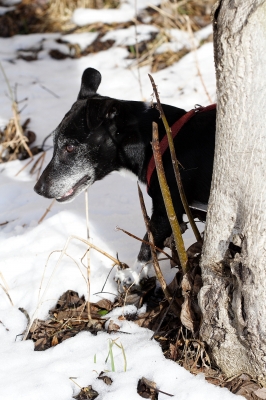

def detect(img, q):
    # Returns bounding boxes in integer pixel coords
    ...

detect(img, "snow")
[73,0,161,26]
[63,32,99,51]
[1,0,21,5]
[0,3,241,400]
[101,24,158,46]
[0,5,15,15]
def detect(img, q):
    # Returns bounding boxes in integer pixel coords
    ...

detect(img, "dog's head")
[34,68,137,202]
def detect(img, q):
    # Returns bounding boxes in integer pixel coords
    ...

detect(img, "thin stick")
[36,152,46,180]
[84,189,91,320]
[101,264,116,292]
[116,226,174,261]
[38,199,56,224]
[15,158,34,177]
[151,122,188,273]
[133,0,144,100]
[30,152,45,175]
[12,102,33,158]
[137,183,174,304]
[149,74,202,244]
[0,272,13,306]
[37,249,62,305]
[186,16,213,104]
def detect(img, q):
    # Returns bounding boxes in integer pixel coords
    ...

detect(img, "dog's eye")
[66,144,75,153]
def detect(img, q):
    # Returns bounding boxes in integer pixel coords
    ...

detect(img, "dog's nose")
[34,177,47,197]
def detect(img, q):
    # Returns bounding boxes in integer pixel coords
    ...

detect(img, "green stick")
[152,121,188,273]
[149,74,202,243]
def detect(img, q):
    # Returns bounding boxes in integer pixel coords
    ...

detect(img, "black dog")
[35,68,216,282]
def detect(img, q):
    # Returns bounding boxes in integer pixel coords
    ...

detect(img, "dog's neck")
[116,101,186,183]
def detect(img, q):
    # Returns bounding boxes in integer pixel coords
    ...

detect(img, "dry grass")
[147,0,216,31]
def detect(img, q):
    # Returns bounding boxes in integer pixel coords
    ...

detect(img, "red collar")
[146,104,216,189]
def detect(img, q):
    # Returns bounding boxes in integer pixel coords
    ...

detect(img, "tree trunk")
[199,0,266,384]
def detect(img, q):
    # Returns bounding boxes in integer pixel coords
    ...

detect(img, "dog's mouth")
[56,175,91,202]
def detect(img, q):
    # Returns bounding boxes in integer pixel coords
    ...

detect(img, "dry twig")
[38,199,56,224]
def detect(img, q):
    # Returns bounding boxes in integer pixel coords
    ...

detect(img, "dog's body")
[35,68,216,279]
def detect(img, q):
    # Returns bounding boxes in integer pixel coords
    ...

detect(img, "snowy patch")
[0,5,15,15]
[73,0,161,26]
[63,32,98,51]
[101,25,158,46]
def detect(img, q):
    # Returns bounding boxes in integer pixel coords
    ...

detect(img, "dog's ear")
[86,98,120,130]
[78,68,101,100]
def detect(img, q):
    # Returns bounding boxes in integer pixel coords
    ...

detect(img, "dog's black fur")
[35,68,216,265]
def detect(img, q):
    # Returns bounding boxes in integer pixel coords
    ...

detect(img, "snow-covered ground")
[0,1,240,399]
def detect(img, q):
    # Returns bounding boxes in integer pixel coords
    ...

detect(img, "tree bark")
[199,0,266,384]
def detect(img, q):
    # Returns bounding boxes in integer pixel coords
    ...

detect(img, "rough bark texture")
[199,0,266,384]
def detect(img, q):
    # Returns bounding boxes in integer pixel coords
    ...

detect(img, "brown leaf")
[35,337,49,351]
[51,335,58,346]
[107,320,120,332]
[180,296,196,333]
[169,343,178,361]
[96,299,113,311]
[137,377,158,400]
[97,372,113,386]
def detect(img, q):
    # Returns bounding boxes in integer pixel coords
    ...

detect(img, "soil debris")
[27,290,112,351]
[97,372,113,386]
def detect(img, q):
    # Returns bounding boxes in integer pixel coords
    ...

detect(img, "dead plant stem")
[36,152,46,180]
[15,158,33,177]
[0,61,33,159]
[38,199,56,224]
